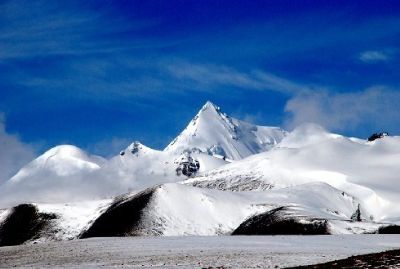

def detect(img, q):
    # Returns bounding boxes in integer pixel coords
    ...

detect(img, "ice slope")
[186,123,400,222]
[164,101,287,160]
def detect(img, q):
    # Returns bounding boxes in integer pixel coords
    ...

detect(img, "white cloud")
[284,87,400,133]
[0,114,36,184]
[359,50,391,63]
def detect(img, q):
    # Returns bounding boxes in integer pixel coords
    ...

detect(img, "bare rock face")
[0,204,57,246]
[232,207,329,235]
[80,187,156,238]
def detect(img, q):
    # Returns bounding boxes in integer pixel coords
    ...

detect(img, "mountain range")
[1,101,400,246]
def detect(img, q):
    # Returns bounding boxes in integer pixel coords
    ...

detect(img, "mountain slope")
[164,101,287,160]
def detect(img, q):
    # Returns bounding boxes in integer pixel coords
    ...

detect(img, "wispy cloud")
[165,61,308,94]
[284,87,400,133]
[8,58,309,101]
[0,0,160,60]
[359,50,392,63]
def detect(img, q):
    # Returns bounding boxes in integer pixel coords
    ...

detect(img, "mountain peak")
[164,102,287,160]
[202,101,220,111]
[120,141,156,156]
[194,101,223,122]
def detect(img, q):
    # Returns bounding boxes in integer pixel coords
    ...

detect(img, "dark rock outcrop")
[232,207,329,235]
[0,204,57,246]
[368,132,389,142]
[377,225,400,234]
[350,204,362,222]
[175,154,200,177]
[80,187,156,238]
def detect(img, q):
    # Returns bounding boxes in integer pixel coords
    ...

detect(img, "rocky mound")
[232,206,329,235]
[0,204,57,246]
[80,187,156,238]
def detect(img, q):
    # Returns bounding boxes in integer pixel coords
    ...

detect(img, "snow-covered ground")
[1,235,400,268]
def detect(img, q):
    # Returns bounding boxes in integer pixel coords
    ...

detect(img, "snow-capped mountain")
[9,145,105,183]
[164,101,287,160]
[0,145,107,206]
[2,102,400,246]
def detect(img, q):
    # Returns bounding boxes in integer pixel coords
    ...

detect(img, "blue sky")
[1,0,400,156]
